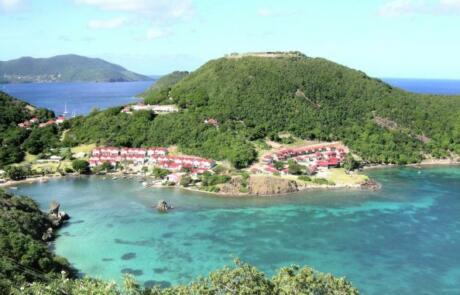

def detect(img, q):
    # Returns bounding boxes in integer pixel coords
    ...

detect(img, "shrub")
[71,160,89,174]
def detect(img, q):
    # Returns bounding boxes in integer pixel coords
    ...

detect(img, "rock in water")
[156,200,171,212]
[49,200,60,215]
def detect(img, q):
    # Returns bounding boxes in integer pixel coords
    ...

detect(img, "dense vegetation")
[140,71,189,103]
[1,189,358,294]
[0,91,56,168]
[0,190,73,293]
[0,54,149,83]
[64,53,460,167]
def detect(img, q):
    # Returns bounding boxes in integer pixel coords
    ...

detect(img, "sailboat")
[63,103,69,117]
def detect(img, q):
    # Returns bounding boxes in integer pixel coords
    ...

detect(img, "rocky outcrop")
[42,200,70,241]
[219,177,244,195]
[361,179,381,191]
[156,200,172,212]
[248,176,299,196]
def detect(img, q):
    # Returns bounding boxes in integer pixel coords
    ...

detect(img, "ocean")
[0,81,153,116]
[13,166,460,294]
[383,78,460,95]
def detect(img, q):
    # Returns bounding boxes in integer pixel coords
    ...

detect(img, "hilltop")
[10,51,458,169]
[0,54,150,83]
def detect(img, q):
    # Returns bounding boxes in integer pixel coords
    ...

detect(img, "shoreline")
[2,161,458,196]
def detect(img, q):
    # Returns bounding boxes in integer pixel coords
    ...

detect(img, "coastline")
[2,161,458,196]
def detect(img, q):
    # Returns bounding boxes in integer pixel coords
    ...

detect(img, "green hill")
[0,91,56,167]
[140,71,189,103]
[65,52,460,167]
[0,54,150,83]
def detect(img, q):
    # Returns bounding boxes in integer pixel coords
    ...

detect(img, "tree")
[5,166,29,180]
[180,176,192,187]
[288,159,304,175]
[273,161,285,171]
[72,160,89,174]
[342,154,361,171]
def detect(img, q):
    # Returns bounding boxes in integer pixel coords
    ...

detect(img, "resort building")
[89,146,215,174]
[121,104,179,114]
[262,142,349,175]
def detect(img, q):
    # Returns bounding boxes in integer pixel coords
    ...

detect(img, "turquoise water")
[13,167,460,294]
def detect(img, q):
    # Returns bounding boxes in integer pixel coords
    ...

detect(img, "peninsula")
[1,52,459,195]
[0,54,150,83]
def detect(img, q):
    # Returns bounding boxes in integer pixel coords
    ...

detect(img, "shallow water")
[13,166,460,294]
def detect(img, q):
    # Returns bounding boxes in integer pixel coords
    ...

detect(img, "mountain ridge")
[0,54,150,83]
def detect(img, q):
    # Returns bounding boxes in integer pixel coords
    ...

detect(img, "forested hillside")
[0,54,150,83]
[0,92,56,167]
[64,53,460,166]
[140,71,189,103]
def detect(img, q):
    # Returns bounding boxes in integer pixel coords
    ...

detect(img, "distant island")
[0,54,150,83]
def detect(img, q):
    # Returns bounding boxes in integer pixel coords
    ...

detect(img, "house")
[204,118,219,127]
[55,116,65,124]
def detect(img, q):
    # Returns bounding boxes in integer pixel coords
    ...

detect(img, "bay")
[13,166,460,294]
[0,81,153,116]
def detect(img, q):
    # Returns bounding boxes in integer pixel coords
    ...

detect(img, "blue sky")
[1,0,460,78]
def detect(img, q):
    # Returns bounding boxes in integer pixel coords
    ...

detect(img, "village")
[89,146,215,174]
[18,115,66,129]
[259,142,349,175]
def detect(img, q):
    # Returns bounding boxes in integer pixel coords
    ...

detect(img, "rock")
[219,177,244,195]
[361,179,381,191]
[42,227,54,241]
[248,176,299,196]
[49,200,60,215]
[59,211,70,221]
[156,200,172,212]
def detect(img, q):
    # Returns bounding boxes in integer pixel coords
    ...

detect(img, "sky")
[1,0,460,79]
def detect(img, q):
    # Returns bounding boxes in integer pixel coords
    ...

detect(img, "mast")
[63,103,68,117]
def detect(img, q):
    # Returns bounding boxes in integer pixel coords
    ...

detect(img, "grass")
[326,168,368,185]
[24,153,38,163]
[71,143,96,155]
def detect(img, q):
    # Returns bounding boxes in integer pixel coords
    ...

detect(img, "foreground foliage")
[0,190,73,293]
[19,262,358,295]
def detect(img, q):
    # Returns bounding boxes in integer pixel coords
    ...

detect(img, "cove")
[13,166,460,294]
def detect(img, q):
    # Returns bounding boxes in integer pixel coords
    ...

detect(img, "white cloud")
[88,16,127,29]
[0,0,22,11]
[146,27,170,40]
[379,0,421,16]
[258,8,272,17]
[379,0,460,17]
[76,0,194,20]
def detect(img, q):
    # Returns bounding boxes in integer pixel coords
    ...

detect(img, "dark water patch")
[153,267,168,274]
[144,280,172,289]
[102,258,114,262]
[121,252,136,260]
[115,238,151,246]
[182,242,192,246]
[162,232,175,238]
[121,268,143,276]
[106,224,114,228]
